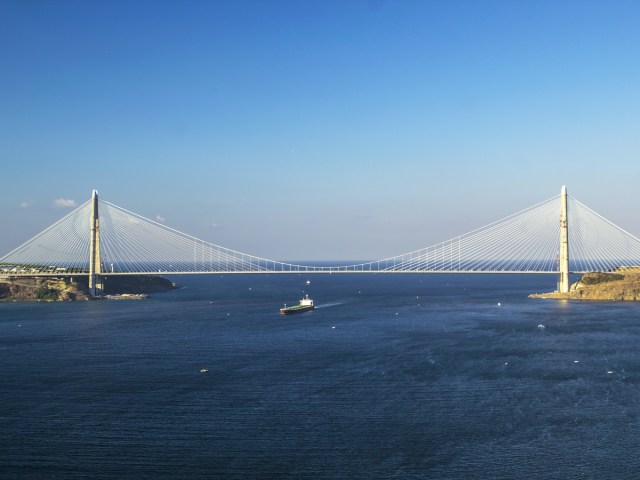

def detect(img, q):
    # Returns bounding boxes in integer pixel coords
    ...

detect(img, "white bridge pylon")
[2,188,640,275]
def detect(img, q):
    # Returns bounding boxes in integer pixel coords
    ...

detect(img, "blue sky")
[1,0,639,260]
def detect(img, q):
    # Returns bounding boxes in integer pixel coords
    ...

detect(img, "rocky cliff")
[0,277,90,301]
[529,266,640,301]
[0,275,177,302]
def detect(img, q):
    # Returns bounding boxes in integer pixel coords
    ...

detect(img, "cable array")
[0,200,92,274]
[2,193,640,274]
[568,197,640,272]
[371,195,561,272]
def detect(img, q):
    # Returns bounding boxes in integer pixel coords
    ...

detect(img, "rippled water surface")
[2,274,640,479]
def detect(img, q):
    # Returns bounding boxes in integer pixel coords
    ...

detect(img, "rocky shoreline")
[529,266,640,301]
[0,275,177,302]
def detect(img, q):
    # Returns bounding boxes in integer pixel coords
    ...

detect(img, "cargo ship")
[280,294,314,315]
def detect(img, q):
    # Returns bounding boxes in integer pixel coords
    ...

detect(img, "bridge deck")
[2,270,579,279]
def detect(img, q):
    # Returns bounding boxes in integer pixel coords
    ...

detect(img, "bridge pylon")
[88,189,103,296]
[559,185,570,293]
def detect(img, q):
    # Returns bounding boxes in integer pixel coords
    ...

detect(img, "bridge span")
[2,186,640,295]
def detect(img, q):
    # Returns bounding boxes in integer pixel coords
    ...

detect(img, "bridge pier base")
[91,274,104,296]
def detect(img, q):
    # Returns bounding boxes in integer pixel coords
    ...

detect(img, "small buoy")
[497,302,501,306]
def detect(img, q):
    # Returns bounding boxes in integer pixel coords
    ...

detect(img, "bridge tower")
[559,185,570,293]
[88,189,103,296]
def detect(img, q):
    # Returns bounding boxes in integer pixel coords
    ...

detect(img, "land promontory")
[529,267,640,301]
[0,275,177,302]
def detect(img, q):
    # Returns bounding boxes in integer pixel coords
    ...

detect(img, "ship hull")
[280,305,314,315]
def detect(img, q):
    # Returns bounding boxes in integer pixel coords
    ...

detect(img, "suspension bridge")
[2,186,640,296]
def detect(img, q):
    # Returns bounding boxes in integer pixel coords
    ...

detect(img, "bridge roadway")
[2,270,573,279]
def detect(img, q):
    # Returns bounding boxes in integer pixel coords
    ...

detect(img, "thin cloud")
[211,222,223,228]
[20,201,33,208]
[155,214,166,223]
[52,198,77,208]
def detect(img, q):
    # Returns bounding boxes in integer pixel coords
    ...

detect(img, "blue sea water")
[1,273,640,479]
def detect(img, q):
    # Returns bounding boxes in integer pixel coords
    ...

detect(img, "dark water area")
[2,274,640,479]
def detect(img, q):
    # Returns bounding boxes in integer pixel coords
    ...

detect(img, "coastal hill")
[0,275,177,301]
[530,266,640,301]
